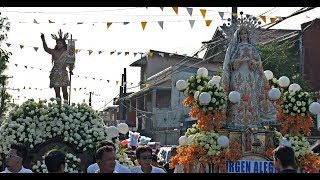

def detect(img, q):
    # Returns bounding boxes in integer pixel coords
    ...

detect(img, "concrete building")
[125,50,221,145]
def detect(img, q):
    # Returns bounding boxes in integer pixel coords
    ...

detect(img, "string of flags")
[9,63,136,86]
[4,42,145,57]
[9,7,284,30]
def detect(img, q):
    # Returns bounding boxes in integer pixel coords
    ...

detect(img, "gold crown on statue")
[222,11,262,44]
[51,29,69,41]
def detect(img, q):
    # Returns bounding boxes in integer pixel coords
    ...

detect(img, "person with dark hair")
[86,140,131,173]
[273,145,297,173]
[151,153,166,172]
[95,145,117,173]
[41,29,74,103]
[44,149,66,173]
[1,143,32,173]
[163,146,178,173]
[130,145,166,173]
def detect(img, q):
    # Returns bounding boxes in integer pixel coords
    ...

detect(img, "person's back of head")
[273,145,297,170]
[10,143,28,164]
[44,149,66,173]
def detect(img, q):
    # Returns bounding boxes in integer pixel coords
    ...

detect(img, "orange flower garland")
[276,97,313,136]
[297,153,320,173]
[183,95,194,107]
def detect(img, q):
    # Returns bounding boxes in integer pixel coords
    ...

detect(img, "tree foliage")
[258,40,313,92]
[0,14,12,119]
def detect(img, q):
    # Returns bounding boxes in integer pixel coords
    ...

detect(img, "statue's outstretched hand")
[40,33,45,40]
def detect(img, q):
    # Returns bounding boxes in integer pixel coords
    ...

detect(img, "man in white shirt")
[86,140,130,173]
[95,145,117,173]
[1,143,32,173]
[130,145,166,173]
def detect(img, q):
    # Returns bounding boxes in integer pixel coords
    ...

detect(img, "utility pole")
[232,7,237,21]
[119,74,124,121]
[123,68,127,121]
[89,91,93,107]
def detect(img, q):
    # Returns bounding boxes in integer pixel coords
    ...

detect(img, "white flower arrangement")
[268,77,279,89]
[281,90,312,116]
[0,98,110,156]
[190,130,223,156]
[185,75,211,97]
[194,82,227,112]
[283,134,313,158]
[32,152,82,173]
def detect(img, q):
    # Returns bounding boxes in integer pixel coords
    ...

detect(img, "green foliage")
[258,40,313,92]
[0,14,11,118]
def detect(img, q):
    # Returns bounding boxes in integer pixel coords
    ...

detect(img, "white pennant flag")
[189,20,195,29]
[218,12,224,19]
[158,21,164,29]
[186,8,193,16]
[158,53,164,57]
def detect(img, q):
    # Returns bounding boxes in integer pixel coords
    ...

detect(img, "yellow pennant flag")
[141,22,147,30]
[270,17,277,23]
[73,88,77,92]
[88,50,93,55]
[116,81,119,85]
[107,22,112,29]
[20,45,24,49]
[260,16,266,23]
[48,20,55,23]
[205,20,212,27]
[75,49,79,54]
[145,83,150,88]
[125,52,129,56]
[172,7,178,15]
[200,9,206,18]
[148,52,153,57]
[232,12,237,17]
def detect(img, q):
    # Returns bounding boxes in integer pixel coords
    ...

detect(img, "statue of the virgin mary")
[220,15,277,131]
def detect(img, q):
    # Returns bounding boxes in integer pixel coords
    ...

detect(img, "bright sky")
[1,7,319,110]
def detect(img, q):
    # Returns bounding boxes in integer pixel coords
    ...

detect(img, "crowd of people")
[1,139,299,173]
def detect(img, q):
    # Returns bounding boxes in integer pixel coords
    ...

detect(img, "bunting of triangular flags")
[98,51,103,54]
[48,20,55,23]
[125,52,129,56]
[172,7,178,15]
[6,43,11,47]
[33,47,39,52]
[270,17,277,23]
[107,22,112,29]
[158,21,164,30]
[116,81,119,85]
[33,19,39,24]
[88,50,93,55]
[117,52,122,56]
[186,8,193,16]
[110,51,115,55]
[218,12,224,19]
[205,20,212,27]
[200,9,206,19]
[20,45,24,49]
[141,22,147,30]
[260,16,266,23]
[189,20,195,29]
